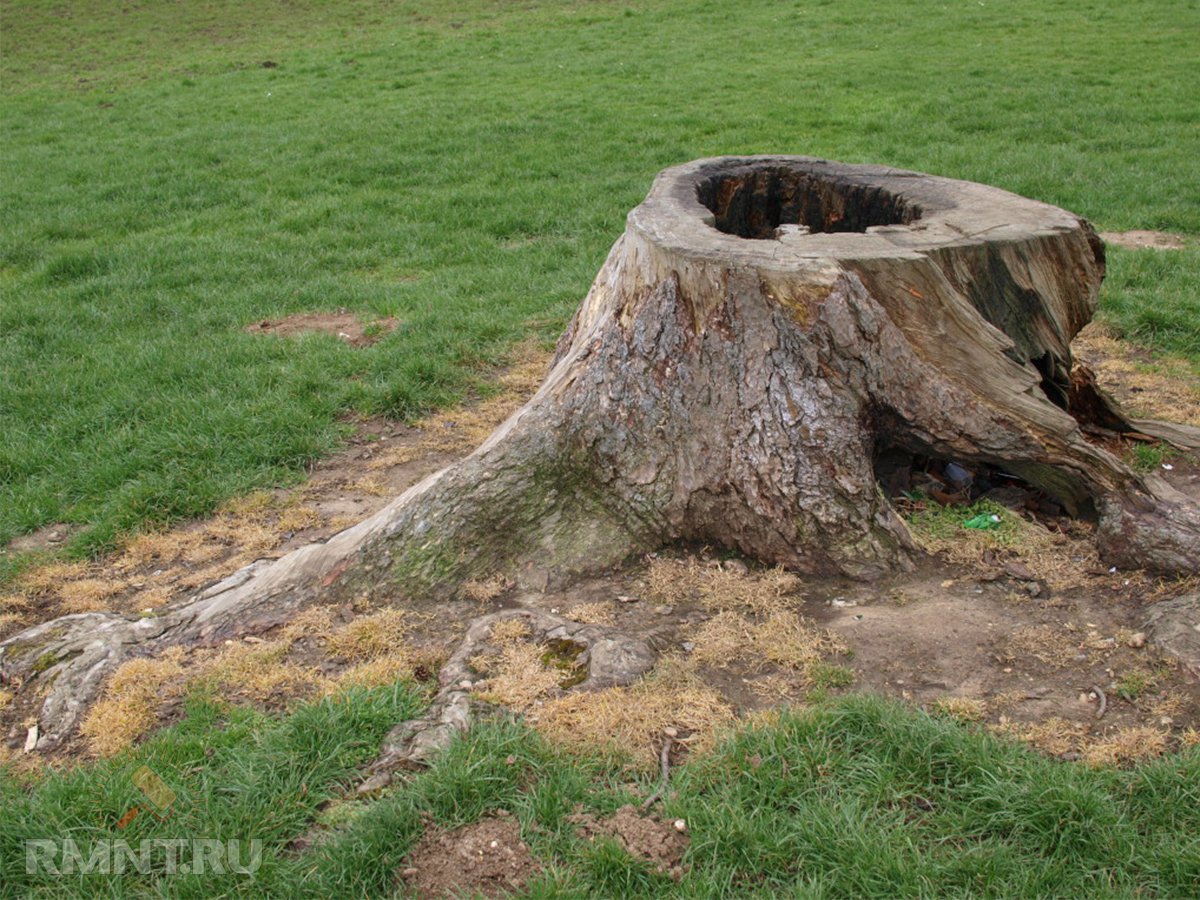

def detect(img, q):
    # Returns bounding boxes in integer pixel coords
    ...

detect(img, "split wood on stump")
[5,156,1199,751]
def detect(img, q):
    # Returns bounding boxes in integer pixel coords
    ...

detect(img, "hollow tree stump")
[4,156,1199,750]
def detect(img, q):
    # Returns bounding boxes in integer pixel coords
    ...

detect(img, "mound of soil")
[399,814,540,899]
[567,804,689,878]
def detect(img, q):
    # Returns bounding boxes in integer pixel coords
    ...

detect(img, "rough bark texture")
[4,156,1199,750]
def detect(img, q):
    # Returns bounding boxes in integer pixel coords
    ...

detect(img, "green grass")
[4,692,1197,896]
[2,0,1198,560]
[1126,442,1181,473]
[0,682,428,897]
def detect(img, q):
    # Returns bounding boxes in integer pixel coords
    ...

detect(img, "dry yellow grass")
[1083,727,1170,767]
[218,489,276,520]
[327,608,410,661]
[281,605,338,642]
[645,558,802,615]
[488,617,532,645]
[19,561,90,596]
[198,640,316,702]
[0,689,13,711]
[689,611,754,668]
[1149,692,1186,720]
[1073,322,1200,426]
[345,476,390,497]
[56,577,130,613]
[687,609,847,685]
[0,612,27,634]
[276,504,322,533]
[0,593,31,612]
[79,648,187,757]
[566,601,616,626]
[1001,626,1080,668]
[1181,728,1200,749]
[326,652,414,693]
[532,657,735,767]
[461,575,511,604]
[129,585,174,611]
[932,696,988,723]
[758,611,848,671]
[748,673,808,701]
[471,641,563,711]
[991,716,1088,757]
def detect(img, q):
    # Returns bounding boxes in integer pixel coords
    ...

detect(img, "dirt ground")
[3,333,1200,772]
[1098,230,1188,251]
[244,311,400,347]
[399,813,541,899]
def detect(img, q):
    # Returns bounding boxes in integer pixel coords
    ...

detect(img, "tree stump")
[4,156,1199,750]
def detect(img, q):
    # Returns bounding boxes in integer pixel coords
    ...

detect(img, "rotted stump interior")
[3,155,1199,752]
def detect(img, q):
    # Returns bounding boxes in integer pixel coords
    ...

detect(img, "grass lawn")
[3,691,1197,897]
[2,0,1199,571]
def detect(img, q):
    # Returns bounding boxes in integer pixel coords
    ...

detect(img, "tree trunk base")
[4,156,1198,751]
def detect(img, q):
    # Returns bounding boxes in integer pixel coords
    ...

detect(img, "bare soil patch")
[6,524,75,553]
[567,804,689,878]
[399,813,540,899]
[1098,230,1187,251]
[245,312,399,347]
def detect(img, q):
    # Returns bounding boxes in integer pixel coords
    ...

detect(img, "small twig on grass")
[640,735,674,811]
[1091,685,1107,719]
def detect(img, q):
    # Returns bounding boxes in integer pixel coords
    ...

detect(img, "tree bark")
[5,156,1199,750]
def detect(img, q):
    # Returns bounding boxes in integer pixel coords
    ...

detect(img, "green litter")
[963,513,1003,530]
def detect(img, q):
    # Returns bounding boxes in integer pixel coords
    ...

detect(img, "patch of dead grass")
[1001,626,1080,668]
[326,608,410,661]
[532,657,735,767]
[461,575,511,604]
[0,689,12,711]
[645,558,802,615]
[197,640,316,702]
[56,577,130,613]
[281,605,338,642]
[565,602,615,625]
[1073,322,1200,426]
[276,504,322,533]
[19,561,90,596]
[687,609,847,685]
[748,673,807,701]
[129,585,174,611]
[688,611,752,668]
[992,716,1088,757]
[345,476,390,497]
[488,617,532,645]
[1083,727,1170,767]
[79,647,187,757]
[1148,692,1186,720]
[325,647,442,694]
[0,593,31,613]
[471,641,563,711]
[932,696,988,723]
[758,611,848,671]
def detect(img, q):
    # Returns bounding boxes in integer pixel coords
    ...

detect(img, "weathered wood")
[5,156,1198,750]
